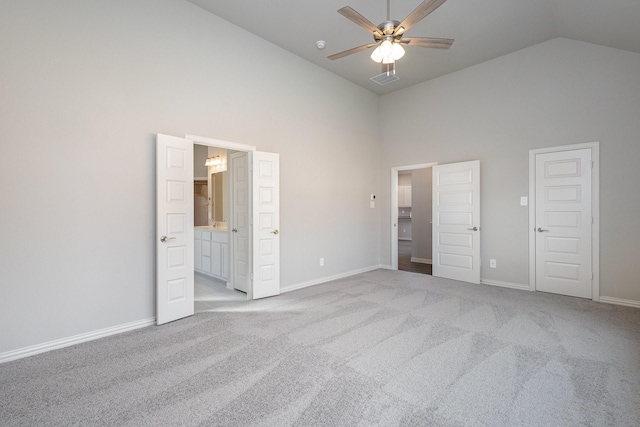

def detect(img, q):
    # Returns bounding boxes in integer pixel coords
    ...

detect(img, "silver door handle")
[271,229,279,235]
[160,236,176,243]
[537,227,549,232]
[232,228,238,233]
[467,227,478,231]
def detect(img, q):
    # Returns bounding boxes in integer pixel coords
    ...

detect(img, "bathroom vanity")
[194,226,229,280]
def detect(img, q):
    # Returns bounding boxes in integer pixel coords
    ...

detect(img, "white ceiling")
[186,0,640,95]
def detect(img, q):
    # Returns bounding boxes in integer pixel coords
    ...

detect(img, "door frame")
[390,162,438,270]
[187,134,256,299]
[528,141,600,300]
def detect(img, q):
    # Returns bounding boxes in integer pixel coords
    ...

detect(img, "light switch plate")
[520,196,528,206]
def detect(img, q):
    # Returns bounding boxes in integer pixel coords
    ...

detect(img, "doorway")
[156,133,281,325]
[391,160,482,284]
[397,169,433,275]
[193,143,244,312]
[391,162,437,273]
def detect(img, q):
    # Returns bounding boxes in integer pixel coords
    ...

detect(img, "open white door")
[230,152,250,293]
[432,160,481,284]
[156,134,194,325]
[250,151,280,299]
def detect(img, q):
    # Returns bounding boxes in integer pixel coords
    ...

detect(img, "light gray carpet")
[2,269,640,426]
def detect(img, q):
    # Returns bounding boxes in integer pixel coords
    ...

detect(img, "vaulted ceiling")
[187,0,640,95]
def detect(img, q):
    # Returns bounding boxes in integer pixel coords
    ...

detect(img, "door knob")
[467,227,478,231]
[537,227,549,232]
[232,228,238,233]
[271,229,279,235]
[160,236,175,243]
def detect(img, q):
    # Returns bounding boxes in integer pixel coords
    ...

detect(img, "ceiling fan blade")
[328,43,378,60]
[396,0,448,36]
[400,37,454,49]
[338,6,382,36]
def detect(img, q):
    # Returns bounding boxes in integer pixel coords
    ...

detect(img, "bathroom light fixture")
[205,155,221,166]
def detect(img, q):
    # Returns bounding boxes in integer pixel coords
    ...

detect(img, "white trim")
[482,279,531,292]
[599,296,640,309]
[186,134,256,152]
[411,257,432,264]
[281,265,381,293]
[390,162,438,270]
[528,141,600,300]
[0,318,155,364]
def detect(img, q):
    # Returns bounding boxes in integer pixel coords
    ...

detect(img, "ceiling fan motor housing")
[375,20,403,43]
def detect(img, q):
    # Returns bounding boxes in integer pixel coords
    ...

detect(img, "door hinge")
[250,272,253,281]
[591,161,594,169]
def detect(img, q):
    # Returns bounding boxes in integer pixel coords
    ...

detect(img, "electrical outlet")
[319,257,324,267]
[490,259,497,268]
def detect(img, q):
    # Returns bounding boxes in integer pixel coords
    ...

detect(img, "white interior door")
[535,148,592,298]
[432,160,481,284]
[156,134,194,325]
[251,151,280,299]
[230,152,250,293]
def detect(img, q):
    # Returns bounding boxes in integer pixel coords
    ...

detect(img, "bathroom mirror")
[211,171,228,222]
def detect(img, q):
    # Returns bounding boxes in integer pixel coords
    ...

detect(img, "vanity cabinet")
[398,185,412,207]
[194,228,229,280]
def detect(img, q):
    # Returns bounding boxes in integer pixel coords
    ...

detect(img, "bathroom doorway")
[396,168,433,275]
[193,143,243,311]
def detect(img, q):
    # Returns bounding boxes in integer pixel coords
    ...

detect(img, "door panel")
[231,152,250,293]
[535,149,592,298]
[156,134,194,325]
[251,151,280,299]
[432,161,480,284]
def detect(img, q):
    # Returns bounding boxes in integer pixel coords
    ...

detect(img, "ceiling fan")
[328,0,454,68]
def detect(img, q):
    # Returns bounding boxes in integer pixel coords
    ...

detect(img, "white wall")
[379,38,640,301]
[0,0,380,355]
[193,145,209,178]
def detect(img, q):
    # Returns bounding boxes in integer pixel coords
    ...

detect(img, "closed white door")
[156,134,194,325]
[251,151,280,299]
[230,152,250,293]
[535,148,592,298]
[432,160,481,284]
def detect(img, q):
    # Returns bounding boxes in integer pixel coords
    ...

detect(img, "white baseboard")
[281,265,382,294]
[0,317,155,364]
[599,296,640,309]
[481,279,531,291]
[411,257,432,264]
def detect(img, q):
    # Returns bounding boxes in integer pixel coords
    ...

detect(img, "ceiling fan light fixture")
[392,42,405,60]
[370,46,383,63]
[379,39,393,57]
[382,55,395,64]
